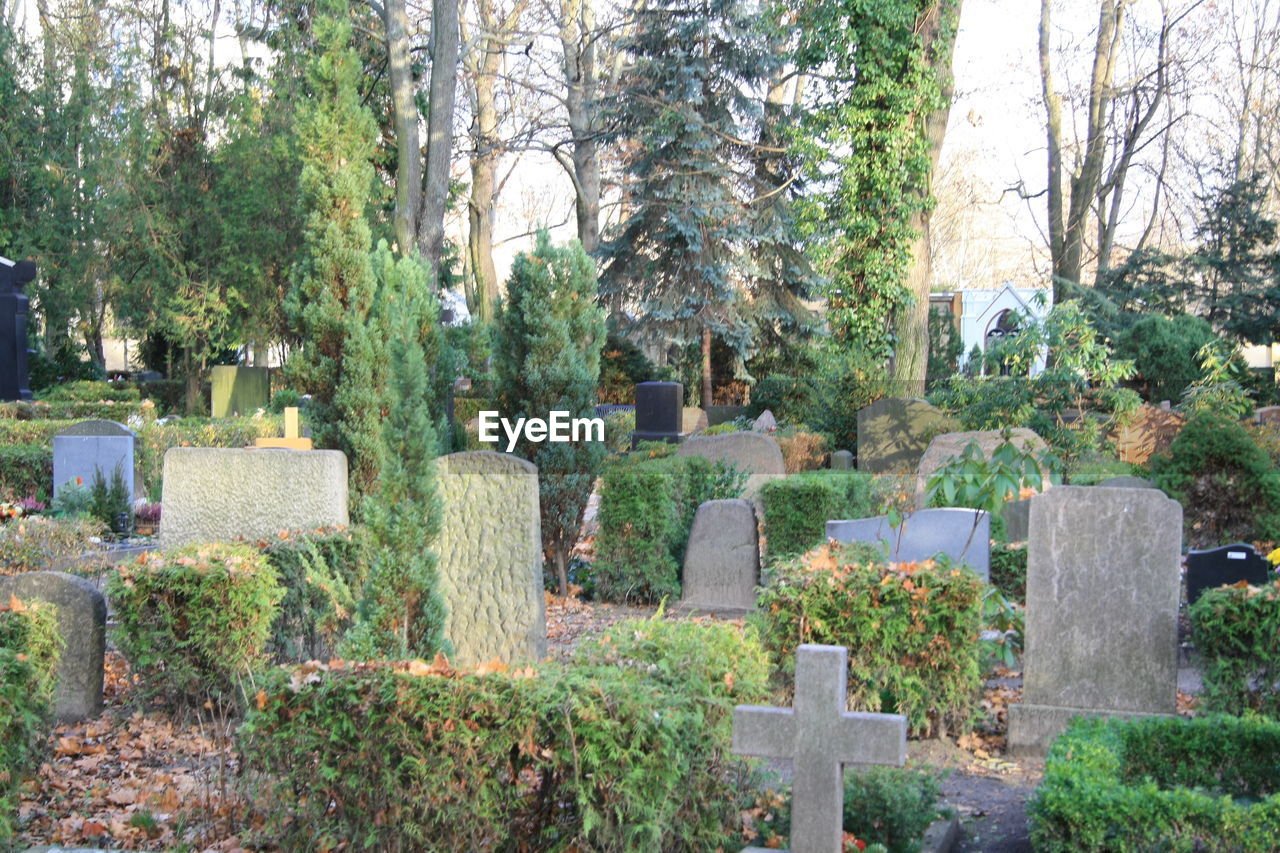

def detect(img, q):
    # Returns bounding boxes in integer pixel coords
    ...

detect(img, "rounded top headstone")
[55,419,136,438]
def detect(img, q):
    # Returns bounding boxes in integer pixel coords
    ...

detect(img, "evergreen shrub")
[759,470,874,565]
[109,544,283,712]
[988,542,1028,602]
[0,516,109,575]
[135,416,283,496]
[1190,579,1280,717]
[0,418,75,446]
[38,380,140,403]
[0,443,51,503]
[240,620,769,852]
[755,543,983,737]
[260,527,371,662]
[1029,715,1280,852]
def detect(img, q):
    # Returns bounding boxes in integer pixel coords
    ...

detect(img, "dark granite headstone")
[0,257,36,402]
[1186,543,1270,606]
[632,381,682,447]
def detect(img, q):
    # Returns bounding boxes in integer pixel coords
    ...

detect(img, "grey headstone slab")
[0,571,105,723]
[752,409,778,432]
[678,430,785,498]
[436,451,547,667]
[1098,475,1156,489]
[679,499,759,614]
[1008,487,1182,755]
[55,419,135,438]
[1256,406,1280,425]
[856,398,948,474]
[52,422,137,505]
[829,449,853,471]
[826,508,990,580]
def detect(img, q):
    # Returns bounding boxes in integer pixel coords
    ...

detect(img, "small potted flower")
[134,501,162,537]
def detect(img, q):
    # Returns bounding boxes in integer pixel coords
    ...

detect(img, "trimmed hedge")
[240,620,770,852]
[38,380,140,403]
[756,543,984,737]
[1029,715,1280,852]
[135,416,283,496]
[0,399,156,422]
[261,527,371,663]
[1190,580,1280,717]
[759,470,875,565]
[0,443,52,503]
[0,516,110,576]
[0,418,76,446]
[108,544,283,713]
[593,454,746,603]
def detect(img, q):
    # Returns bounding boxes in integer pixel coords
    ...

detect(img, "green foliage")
[267,388,303,413]
[925,432,1057,515]
[759,470,875,565]
[0,610,61,845]
[261,528,371,663]
[0,516,109,576]
[980,587,1024,672]
[0,443,52,503]
[602,410,636,454]
[598,331,655,405]
[1179,341,1256,420]
[1029,714,1280,852]
[748,373,815,422]
[494,233,607,595]
[108,544,283,713]
[50,479,93,519]
[0,600,64,709]
[1064,452,1139,485]
[38,380,141,403]
[755,544,984,737]
[594,455,747,603]
[988,542,1028,602]
[1190,580,1280,717]
[928,305,964,388]
[240,626,768,852]
[134,416,282,497]
[1150,412,1280,546]
[1114,313,1219,403]
[0,418,76,446]
[89,463,132,534]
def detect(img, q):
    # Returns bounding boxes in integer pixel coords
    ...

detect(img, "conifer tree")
[285,0,386,501]
[495,234,606,596]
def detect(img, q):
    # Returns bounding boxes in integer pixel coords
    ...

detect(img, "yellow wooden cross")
[254,406,313,450]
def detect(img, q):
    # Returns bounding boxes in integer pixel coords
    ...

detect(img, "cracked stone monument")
[0,255,36,402]
[1007,486,1182,755]
[436,451,547,667]
[676,499,759,616]
[734,644,907,853]
[0,571,106,722]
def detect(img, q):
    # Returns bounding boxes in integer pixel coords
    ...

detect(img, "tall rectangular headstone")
[52,420,138,505]
[0,256,36,402]
[1007,486,1182,755]
[677,499,759,616]
[210,365,270,417]
[436,451,547,667]
[826,508,990,580]
[856,398,949,474]
[632,381,682,446]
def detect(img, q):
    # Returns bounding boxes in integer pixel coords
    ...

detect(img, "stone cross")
[734,644,907,853]
[253,406,312,450]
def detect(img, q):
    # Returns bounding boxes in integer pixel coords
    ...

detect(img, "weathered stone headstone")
[159,447,349,548]
[0,256,36,402]
[752,409,778,432]
[436,451,547,667]
[735,644,907,853]
[677,499,759,616]
[1098,475,1156,489]
[681,406,709,435]
[1256,406,1280,426]
[1186,543,1270,606]
[856,398,949,474]
[826,508,991,580]
[210,365,270,418]
[829,449,853,471]
[1007,487,1182,755]
[0,571,105,723]
[915,428,1050,507]
[1001,498,1031,542]
[253,406,313,450]
[52,420,138,505]
[1110,405,1184,465]
[677,430,785,497]
[632,381,682,446]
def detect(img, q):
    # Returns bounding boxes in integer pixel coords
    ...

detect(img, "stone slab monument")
[826,508,990,580]
[210,365,270,418]
[856,398,949,474]
[0,255,36,402]
[1007,486,1182,755]
[677,430,785,497]
[52,420,138,505]
[159,446,349,547]
[1186,543,1270,606]
[631,381,683,447]
[0,571,106,723]
[676,499,759,616]
[436,451,547,667]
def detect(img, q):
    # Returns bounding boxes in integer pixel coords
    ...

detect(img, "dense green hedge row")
[135,416,283,496]
[0,444,52,502]
[0,601,62,844]
[1030,715,1280,852]
[0,399,157,422]
[1190,580,1280,717]
[759,470,875,565]
[239,618,770,852]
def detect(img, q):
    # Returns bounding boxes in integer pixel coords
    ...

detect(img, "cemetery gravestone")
[1255,406,1280,425]
[159,447,348,548]
[52,420,138,505]
[752,409,778,432]
[829,449,853,470]
[1186,543,1270,606]
[735,644,907,853]
[1001,498,1031,542]
[631,381,682,446]
[210,365,270,418]
[826,508,991,580]
[915,427,1051,507]
[1007,486,1182,755]
[0,256,36,402]
[677,430,785,497]
[436,451,547,667]
[856,398,949,474]
[1098,475,1156,489]
[677,499,759,616]
[0,571,106,723]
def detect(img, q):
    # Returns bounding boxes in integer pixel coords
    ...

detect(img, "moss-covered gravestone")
[856,398,949,474]
[210,365,269,417]
[436,451,547,667]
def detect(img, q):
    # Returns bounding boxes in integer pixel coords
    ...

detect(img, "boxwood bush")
[108,543,283,713]
[759,470,875,565]
[1189,579,1280,717]
[755,543,984,737]
[1029,715,1280,852]
[240,620,770,852]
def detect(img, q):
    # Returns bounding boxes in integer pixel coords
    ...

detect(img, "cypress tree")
[495,233,606,596]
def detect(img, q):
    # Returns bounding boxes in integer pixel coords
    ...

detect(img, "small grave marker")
[1186,543,1270,606]
[735,644,906,853]
[676,499,758,616]
[826,507,990,580]
[254,406,313,450]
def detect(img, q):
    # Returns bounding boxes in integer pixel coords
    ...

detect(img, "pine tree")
[495,233,606,596]
[285,0,386,501]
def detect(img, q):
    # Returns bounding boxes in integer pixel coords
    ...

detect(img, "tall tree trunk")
[417,0,460,287]
[1040,0,1066,295]
[385,0,420,251]
[892,0,962,394]
[557,0,601,253]
[701,327,712,408]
